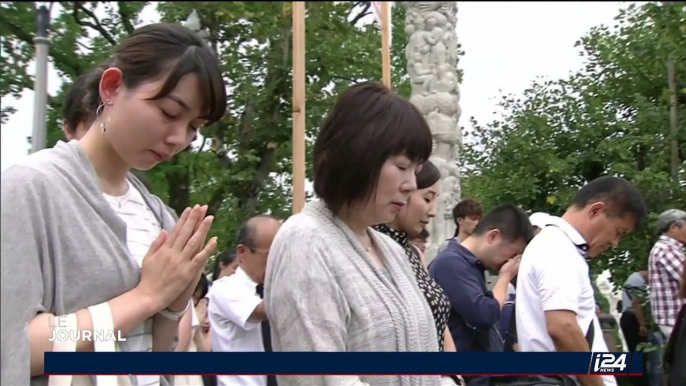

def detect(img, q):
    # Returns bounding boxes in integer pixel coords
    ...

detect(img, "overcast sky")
[1,2,633,170]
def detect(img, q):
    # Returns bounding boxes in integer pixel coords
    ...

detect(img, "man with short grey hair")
[649,209,686,340]
[207,215,282,386]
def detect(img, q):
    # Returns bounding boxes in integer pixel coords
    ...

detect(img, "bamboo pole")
[292,2,306,213]
[381,2,391,88]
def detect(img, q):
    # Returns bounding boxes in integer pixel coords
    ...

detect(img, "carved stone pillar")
[404,2,462,262]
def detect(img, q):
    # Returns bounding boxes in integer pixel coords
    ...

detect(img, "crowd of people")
[617,209,686,386]
[1,22,684,386]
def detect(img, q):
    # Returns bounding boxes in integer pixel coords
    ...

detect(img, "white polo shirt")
[207,267,266,386]
[516,216,616,385]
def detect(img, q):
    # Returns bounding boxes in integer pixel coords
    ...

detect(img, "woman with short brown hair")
[265,82,442,386]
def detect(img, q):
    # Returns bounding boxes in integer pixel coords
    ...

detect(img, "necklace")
[364,239,373,253]
[359,232,373,252]
[102,181,130,208]
[104,192,128,208]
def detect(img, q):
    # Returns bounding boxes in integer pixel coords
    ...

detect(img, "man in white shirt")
[207,215,282,386]
[517,176,646,386]
[529,212,551,235]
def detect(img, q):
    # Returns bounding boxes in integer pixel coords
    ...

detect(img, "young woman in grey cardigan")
[264,82,443,386]
[1,24,225,386]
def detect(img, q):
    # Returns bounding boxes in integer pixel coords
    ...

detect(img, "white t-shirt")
[104,181,161,386]
[516,216,616,385]
[207,267,266,386]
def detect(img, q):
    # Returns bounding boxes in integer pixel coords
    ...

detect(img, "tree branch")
[0,13,35,46]
[76,40,91,51]
[346,2,363,18]
[207,185,227,216]
[0,13,84,82]
[198,135,210,153]
[72,2,118,46]
[117,4,135,35]
[205,146,236,216]
[237,25,291,217]
[238,98,256,145]
[239,147,275,217]
[350,2,372,26]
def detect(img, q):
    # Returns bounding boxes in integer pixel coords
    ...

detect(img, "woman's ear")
[99,67,124,105]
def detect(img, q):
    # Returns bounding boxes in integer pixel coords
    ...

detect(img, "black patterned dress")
[374,224,452,351]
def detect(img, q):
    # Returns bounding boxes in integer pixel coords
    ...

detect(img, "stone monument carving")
[596,270,628,351]
[404,1,462,262]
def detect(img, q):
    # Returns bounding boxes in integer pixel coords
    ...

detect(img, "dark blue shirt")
[428,239,503,353]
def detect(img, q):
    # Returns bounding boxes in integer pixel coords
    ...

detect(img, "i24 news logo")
[590,353,629,374]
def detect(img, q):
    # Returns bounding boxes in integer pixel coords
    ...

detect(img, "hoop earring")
[96,100,111,133]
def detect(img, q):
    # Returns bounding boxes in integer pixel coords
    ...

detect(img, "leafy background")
[461,2,685,286]
[1,2,684,288]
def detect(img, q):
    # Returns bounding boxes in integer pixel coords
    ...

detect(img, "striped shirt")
[104,181,160,386]
[649,235,685,327]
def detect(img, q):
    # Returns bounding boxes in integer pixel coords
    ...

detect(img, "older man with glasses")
[206,215,281,386]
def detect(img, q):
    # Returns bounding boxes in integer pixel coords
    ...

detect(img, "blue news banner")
[45,352,643,376]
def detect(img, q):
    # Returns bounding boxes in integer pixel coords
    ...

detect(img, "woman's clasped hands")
[138,204,217,313]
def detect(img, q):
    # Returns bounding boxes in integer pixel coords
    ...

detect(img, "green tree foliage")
[0,2,408,255]
[462,2,686,285]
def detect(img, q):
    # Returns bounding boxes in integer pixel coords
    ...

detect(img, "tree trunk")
[666,57,679,181]
[167,156,191,217]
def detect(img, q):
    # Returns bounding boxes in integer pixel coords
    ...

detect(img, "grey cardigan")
[264,200,440,386]
[1,140,175,386]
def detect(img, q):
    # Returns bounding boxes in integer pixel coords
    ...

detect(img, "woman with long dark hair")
[374,160,464,385]
[373,161,453,350]
[211,250,240,281]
